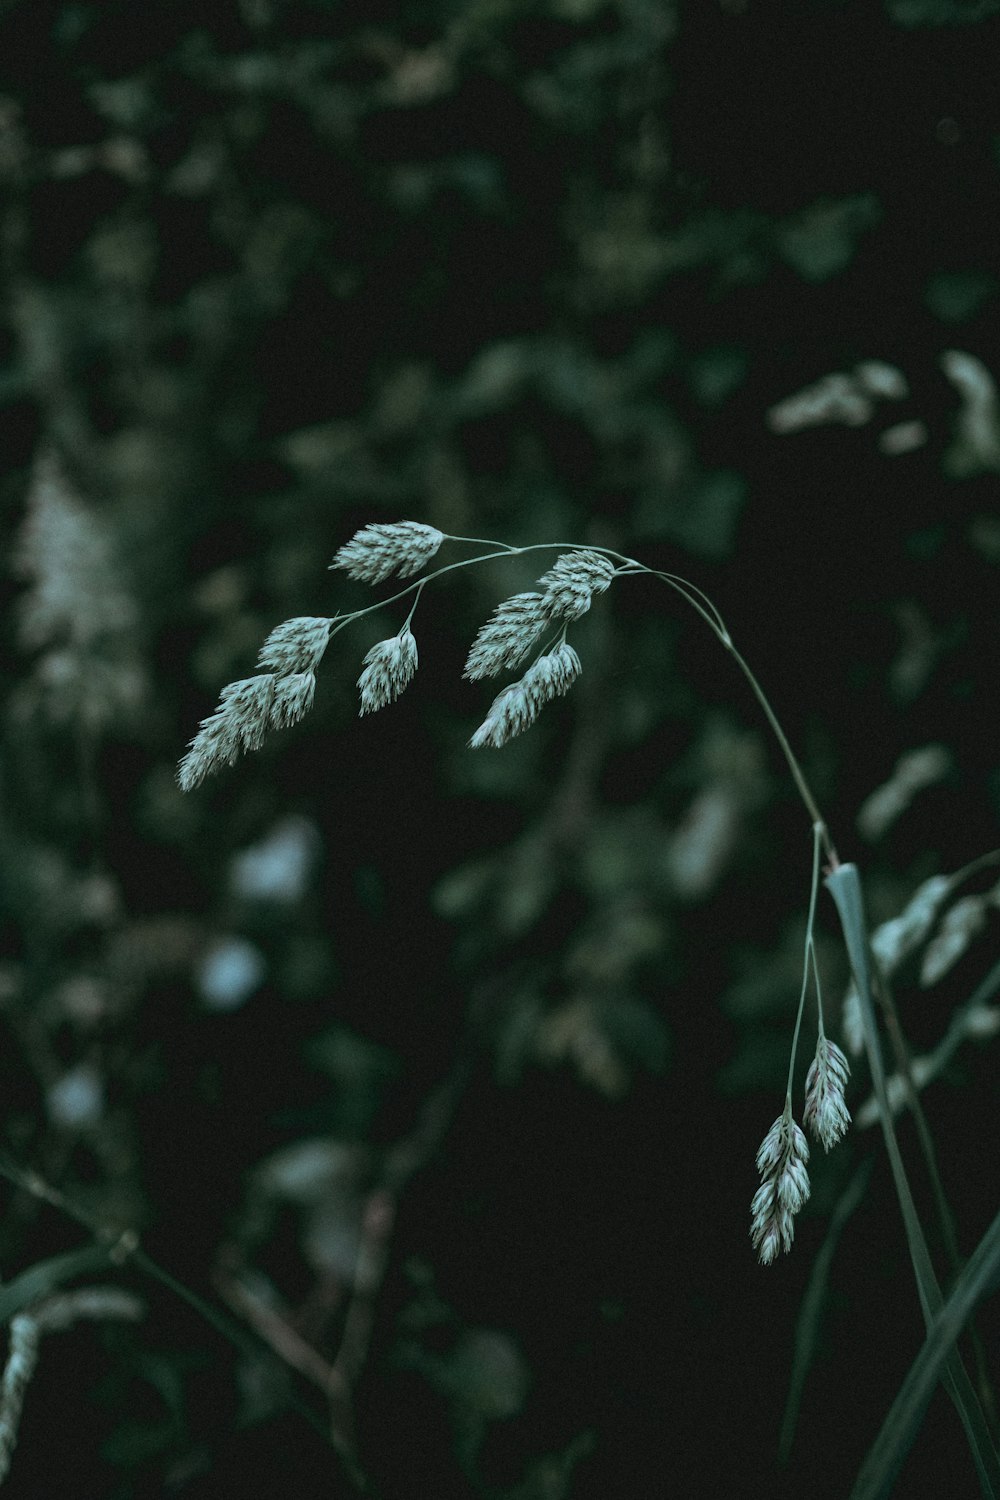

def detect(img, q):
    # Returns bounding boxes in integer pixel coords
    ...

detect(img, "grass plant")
[173,520,1000,1493]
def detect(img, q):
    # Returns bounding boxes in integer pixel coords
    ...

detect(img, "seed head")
[177,674,276,790]
[537,550,615,621]
[469,680,537,749]
[464,592,550,680]
[257,616,332,675]
[358,629,418,714]
[269,671,316,728]
[803,1036,851,1152]
[523,641,581,709]
[469,642,582,749]
[331,522,445,584]
[750,1109,810,1265]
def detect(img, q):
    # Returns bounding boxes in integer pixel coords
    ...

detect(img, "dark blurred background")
[1,0,1000,1495]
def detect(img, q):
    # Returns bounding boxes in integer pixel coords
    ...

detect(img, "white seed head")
[468,641,582,749]
[177,674,276,790]
[522,641,581,711]
[750,1110,810,1265]
[257,616,332,675]
[803,1036,851,1152]
[537,550,615,621]
[468,680,538,749]
[331,521,444,583]
[357,629,418,714]
[269,671,316,729]
[464,592,550,680]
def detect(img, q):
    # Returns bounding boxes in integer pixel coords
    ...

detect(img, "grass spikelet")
[358,629,418,714]
[803,1036,851,1151]
[177,674,276,790]
[750,1107,811,1265]
[469,642,582,749]
[331,522,444,583]
[257,616,332,675]
[536,550,615,621]
[269,671,316,729]
[469,679,537,749]
[464,592,550,680]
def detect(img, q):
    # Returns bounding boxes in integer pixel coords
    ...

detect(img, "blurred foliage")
[1,0,1000,1496]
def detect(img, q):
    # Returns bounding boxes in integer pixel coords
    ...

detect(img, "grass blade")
[826,863,1000,1499]
[852,1204,1000,1500]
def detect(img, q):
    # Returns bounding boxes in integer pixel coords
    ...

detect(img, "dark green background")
[1,1,999,1495]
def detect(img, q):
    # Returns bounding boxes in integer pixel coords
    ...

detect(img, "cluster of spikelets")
[177,522,615,792]
[179,520,852,1268]
[750,1034,851,1264]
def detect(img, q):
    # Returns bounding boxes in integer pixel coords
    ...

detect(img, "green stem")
[786,822,823,1100]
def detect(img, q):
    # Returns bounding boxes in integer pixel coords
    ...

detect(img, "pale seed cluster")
[536,549,615,621]
[464,591,549,680]
[357,629,418,715]
[177,668,320,791]
[179,524,620,789]
[469,642,581,749]
[256,615,332,675]
[178,615,335,790]
[803,1036,851,1152]
[461,545,616,743]
[751,1033,851,1263]
[750,1109,811,1266]
[331,521,445,583]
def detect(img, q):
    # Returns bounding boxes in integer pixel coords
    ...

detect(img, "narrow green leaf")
[826,864,1000,1499]
[853,1204,1000,1500]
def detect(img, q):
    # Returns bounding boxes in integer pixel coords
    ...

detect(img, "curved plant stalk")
[178,521,998,1482]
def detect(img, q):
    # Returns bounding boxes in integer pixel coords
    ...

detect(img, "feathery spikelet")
[524,640,581,707]
[464,592,550,680]
[469,642,582,748]
[469,680,536,749]
[177,675,276,791]
[537,550,615,621]
[358,629,418,714]
[257,616,332,675]
[270,671,316,729]
[750,1109,810,1264]
[803,1036,851,1151]
[331,522,444,583]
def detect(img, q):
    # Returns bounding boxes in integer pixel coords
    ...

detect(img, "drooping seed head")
[464,592,550,680]
[536,550,615,621]
[177,674,277,790]
[269,671,316,729]
[468,641,583,749]
[750,1109,810,1264]
[804,1037,851,1152]
[357,629,418,714]
[468,680,538,749]
[257,616,332,675]
[331,522,445,584]
[521,641,582,712]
